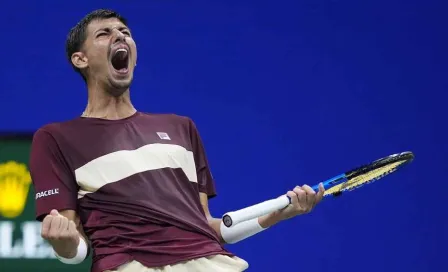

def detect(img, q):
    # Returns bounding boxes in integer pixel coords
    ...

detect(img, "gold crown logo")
[0,161,32,219]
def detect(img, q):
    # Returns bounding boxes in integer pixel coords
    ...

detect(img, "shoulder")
[32,117,83,143]
[138,112,195,127]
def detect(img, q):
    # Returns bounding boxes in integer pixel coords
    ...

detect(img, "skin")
[41,17,325,259]
[201,184,325,243]
[71,17,138,119]
[41,209,88,258]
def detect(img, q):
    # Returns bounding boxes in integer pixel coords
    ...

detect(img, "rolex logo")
[0,161,32,219]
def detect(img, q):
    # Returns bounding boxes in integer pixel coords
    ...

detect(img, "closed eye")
[96,32,107,38]
[119,28,131,36]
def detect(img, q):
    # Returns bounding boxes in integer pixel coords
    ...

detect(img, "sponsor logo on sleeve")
[35,189,59,200]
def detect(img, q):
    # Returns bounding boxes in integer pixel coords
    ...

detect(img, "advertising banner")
[0,135,91,271]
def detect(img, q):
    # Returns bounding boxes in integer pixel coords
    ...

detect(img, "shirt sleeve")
[187,118,217,198]
[29,128,78,221]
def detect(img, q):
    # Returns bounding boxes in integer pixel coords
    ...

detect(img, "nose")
[112,29,126,43]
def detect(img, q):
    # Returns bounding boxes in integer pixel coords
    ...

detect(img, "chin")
[106,82,131,97]
[106,59,135,94]
[110,72,133,86]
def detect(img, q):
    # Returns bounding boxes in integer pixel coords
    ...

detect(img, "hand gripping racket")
[222,151,414,227]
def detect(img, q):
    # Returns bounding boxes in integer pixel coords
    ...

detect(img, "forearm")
[51,235,88,258]
[208,217,225,242]
[208,212,281,244]
[200,192,282,244]
[258,211,282,228]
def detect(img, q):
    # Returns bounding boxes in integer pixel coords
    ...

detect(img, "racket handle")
[222,195,291,227]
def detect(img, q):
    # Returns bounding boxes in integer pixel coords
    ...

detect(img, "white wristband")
[220,218,266,244]
[54,237,88,264]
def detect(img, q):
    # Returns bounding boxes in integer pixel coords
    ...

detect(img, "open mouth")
[110,48,129,74]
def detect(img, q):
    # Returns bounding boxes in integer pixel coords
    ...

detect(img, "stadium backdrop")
[0,1,446,272]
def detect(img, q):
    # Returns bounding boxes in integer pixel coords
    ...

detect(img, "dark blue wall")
[1,1,446,271]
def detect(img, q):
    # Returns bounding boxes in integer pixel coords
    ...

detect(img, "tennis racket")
[222,151,414,227]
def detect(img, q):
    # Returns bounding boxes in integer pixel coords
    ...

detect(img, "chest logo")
[157,132,171,140]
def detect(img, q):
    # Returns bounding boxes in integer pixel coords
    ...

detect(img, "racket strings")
[324,161,404,195]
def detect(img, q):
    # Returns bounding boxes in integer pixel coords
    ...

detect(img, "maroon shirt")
[29,112,232,272]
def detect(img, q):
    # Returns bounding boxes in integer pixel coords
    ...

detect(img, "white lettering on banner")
[0,221,55,259]
[35,188,59,200]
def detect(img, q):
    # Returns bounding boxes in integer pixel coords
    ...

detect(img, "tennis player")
[29,9,325,272]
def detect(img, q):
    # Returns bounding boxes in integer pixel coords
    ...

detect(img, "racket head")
[320,151,414,197]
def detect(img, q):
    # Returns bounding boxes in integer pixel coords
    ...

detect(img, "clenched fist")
[41,209,80,258]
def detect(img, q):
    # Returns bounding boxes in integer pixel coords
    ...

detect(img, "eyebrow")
[94,26,131,35]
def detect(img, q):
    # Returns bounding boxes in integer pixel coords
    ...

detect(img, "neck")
[83,81,137,120]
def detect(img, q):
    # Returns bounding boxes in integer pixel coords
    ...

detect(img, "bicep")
[199,192,213,220]
[199,193,224,242]
[30,129,78,221]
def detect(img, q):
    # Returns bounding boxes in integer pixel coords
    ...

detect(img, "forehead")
[87,18,127,33]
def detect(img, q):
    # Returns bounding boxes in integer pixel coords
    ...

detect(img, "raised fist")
[41,209,80,258]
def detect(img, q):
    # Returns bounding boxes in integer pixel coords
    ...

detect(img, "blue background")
[1,1,447,271]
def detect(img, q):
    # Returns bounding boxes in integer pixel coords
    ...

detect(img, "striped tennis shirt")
[29,112,232,272]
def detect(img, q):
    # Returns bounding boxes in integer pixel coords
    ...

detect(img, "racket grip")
[311,184,319,191]
[222,195,291,227]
